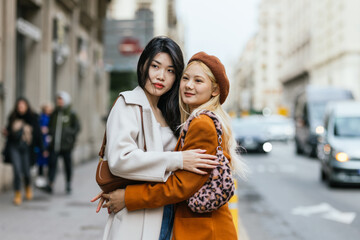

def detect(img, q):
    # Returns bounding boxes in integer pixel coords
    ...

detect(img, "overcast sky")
[176,0,260,76]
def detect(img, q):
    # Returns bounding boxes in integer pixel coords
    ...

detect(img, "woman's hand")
[101,189,126,214]
[91,191,107,213]
[182,149,218,175]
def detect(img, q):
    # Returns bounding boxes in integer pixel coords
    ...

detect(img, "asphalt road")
[3,141,358,240]
[236,141,360,240]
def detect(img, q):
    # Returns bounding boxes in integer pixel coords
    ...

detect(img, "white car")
[263,115,295,142]
[319,101,360,187]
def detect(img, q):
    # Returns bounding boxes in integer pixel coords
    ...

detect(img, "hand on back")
[182,149,218,175]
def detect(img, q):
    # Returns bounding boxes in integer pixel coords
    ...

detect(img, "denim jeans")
[159,204,174,240]
[9,144,31,190]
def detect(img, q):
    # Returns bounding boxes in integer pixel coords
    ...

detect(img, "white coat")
[102,86,182,240]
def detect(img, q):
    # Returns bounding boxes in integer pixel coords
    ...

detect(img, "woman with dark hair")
[91,37,217,240]
[3,97,43,205]
[136,37,185,136]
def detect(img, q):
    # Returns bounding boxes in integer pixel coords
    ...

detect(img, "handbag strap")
[98,98,147,158]
[180,110,223,151]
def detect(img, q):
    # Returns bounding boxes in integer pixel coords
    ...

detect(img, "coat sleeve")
[106,96,182,182]
[125,115,218,211]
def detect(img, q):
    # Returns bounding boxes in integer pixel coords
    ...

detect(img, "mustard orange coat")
[125,115,237,240]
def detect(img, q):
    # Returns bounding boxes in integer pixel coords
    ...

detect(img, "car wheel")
[327,173,337,187]
[295,140,303,155]
[309,146,317,158]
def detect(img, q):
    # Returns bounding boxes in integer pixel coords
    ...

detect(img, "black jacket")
[48,106,80,152]
[4,112,43,165]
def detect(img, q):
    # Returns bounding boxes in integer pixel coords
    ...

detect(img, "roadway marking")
[291,202,356,224]
[229,180,250,240]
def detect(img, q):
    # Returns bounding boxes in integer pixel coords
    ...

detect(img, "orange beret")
[188,52,229,104]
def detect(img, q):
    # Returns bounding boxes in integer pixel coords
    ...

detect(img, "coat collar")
[120,86,164,152]
[120,86,150,109]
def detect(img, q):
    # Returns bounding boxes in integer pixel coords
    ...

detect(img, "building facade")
[107,0,183,44]
[253,0,284,113]
[230,37,256,116]
[309,0,360,99]
[104,0,184,103]
[281,0,360,111]
[0,0,109,191]
[232,0,360,117]
[230,0,284,116]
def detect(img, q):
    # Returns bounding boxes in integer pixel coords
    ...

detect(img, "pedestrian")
[97,52,248,240]
[3,97,44,205]
[35,102,53,188]
[42,91,80,194]
[91,37,218,240]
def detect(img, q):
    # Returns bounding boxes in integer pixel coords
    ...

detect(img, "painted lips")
[184,92,194,97]
[154,83,164,89]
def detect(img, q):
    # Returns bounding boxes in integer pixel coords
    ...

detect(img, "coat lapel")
[142,107,164,152]
[121,86,164,152]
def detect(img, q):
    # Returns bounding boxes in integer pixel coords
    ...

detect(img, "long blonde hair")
[179,61,248,179]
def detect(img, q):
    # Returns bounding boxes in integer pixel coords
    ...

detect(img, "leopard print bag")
[180,110,235,213]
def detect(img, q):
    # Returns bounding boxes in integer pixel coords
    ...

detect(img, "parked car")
[318,101,360,187]
[263,115,295,142]
[232,116,272,154]
[294,85,354,157]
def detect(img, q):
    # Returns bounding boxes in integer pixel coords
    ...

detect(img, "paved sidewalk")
[0,159,249,240]
[0,159,108,240]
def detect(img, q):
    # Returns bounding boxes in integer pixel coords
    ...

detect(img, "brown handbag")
[95,100,146,193]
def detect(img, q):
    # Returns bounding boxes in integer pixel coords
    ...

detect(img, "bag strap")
[180,110,223,150]
[98,98,147,158]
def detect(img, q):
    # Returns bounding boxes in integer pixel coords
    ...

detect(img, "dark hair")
[7,97,35,127]
[137,36,184,137]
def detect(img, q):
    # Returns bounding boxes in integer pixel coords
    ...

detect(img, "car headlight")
[315,125,324,135]
[262,142,272,153]
[335,152,349,162]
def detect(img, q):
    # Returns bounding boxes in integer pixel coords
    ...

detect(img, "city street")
[2,0,360,239]
[237,141,360,240]
[1,142,360,240]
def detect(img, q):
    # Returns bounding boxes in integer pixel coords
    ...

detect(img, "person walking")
[91,37,218,240]
[98,52,248,240]
[43,91,80,194]
[35,103,53,188]
[3,97,44,205]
